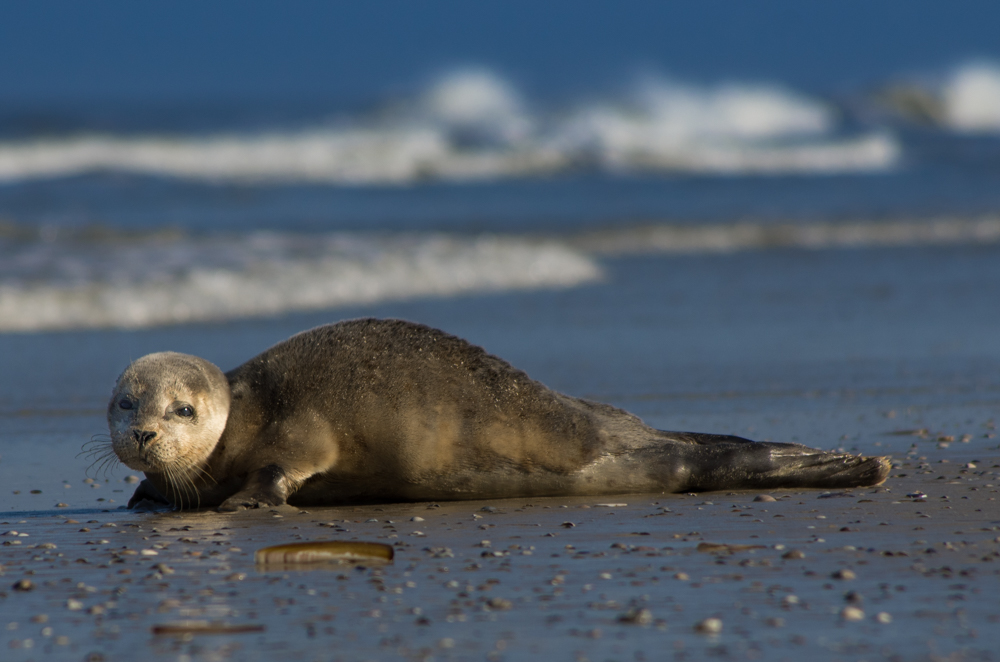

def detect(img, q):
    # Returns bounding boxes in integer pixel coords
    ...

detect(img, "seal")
[106,318,890,511]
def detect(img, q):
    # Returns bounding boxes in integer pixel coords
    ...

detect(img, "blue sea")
[0,2,998,332]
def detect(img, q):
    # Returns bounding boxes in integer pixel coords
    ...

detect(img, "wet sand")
[3,412,998,661]
[2,246,1000,660]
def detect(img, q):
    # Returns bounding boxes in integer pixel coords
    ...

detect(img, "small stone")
[410,517,424,522]
[844,591,863,603]
[30,615,47,624]
[673,572,689,581]
[561,522,575,528]
[12,579,34,592]
[486,597,513,610]
[618,608,653,625]
[55,503,68,508]
[782,549,806,560]
[66,599,84,611]
[480,506,497,513]
[832,569,856,580]
[765,617,784,627]
[781,595,799,606]
[694,617,723,634]
[875,611,892,624]
[841,606,864,621]
[124,476,140,484]
[139,549,158,556]
[753,495,777,502]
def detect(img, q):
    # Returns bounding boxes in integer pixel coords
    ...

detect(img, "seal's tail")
[655,432,891,492]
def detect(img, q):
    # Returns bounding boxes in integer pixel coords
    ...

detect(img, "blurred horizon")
[2,0,999,112]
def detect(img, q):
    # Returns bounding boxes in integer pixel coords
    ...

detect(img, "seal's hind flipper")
[678,439,890,491]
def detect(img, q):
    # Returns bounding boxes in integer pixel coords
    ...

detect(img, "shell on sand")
[254,541,394,565]
[152,621,265,635]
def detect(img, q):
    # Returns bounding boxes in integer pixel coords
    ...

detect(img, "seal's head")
[108,352,230,479]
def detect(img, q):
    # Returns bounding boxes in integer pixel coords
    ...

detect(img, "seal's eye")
[176,406,195,418]
[118,399,133,410]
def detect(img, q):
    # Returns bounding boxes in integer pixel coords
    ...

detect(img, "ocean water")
[1,61,999,332]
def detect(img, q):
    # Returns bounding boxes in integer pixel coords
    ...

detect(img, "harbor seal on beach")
[106,318,890,511]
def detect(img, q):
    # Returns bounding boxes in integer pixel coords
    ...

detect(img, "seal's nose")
[133,430,157,447]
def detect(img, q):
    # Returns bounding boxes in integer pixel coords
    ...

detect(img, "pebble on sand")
[841,606,864,621]
[695,617,723,634]
[618,608,653,625]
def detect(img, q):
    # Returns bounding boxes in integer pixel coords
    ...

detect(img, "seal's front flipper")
[128,478,171,509]
[679,438,891,491]
[217,464,294,512]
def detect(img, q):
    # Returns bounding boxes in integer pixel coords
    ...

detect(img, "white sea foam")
[0,232,602,332]
[942,61,1000,132]
[0,70,898,184]
[575,215,1000,255]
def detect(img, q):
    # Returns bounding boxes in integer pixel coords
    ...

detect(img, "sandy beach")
[2,245,999,661]
[4,5,1000,660]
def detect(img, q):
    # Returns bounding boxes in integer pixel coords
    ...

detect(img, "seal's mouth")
[111,435,159,472]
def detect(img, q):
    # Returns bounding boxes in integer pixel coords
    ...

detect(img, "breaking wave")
[0,231,602,332]
[574,215,1000,255]
[877,61,1000,133]
[3,215,1000,332]
[942,61,1000,132]
[0,69,899,185]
